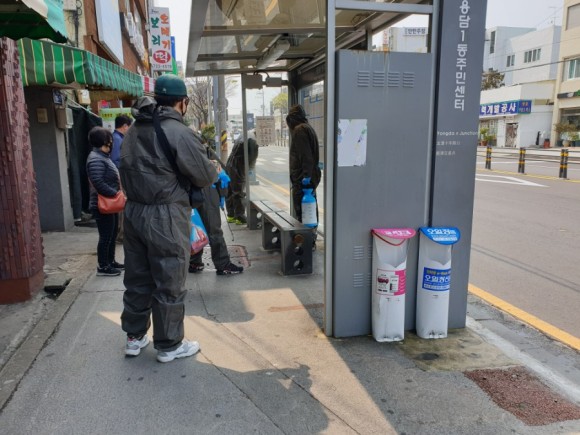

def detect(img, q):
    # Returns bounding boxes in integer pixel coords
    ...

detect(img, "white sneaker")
[125,335,150,356]
[156,340,200,363]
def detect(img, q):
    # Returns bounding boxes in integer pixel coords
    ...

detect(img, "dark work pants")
[93,210,119,267]
[121,202,190,351]
[225,165,245,219]
[191,186,230,269]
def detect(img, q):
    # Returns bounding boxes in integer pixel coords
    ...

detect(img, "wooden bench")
[262,211,313,275]
[248,199,282,230]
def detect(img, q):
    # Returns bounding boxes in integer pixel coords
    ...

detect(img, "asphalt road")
[251,146,580,340]
[471,162,580,339]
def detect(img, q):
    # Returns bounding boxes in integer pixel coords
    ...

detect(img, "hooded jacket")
[286,105,320,190]
[119,96,218,206]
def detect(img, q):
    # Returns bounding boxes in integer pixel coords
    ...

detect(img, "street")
[251,146,580,341]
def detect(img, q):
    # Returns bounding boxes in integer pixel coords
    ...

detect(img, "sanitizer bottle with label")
[301,177,318,228]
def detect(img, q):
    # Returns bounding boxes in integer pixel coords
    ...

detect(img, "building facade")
[480,25,562,147]
[483,26,560,86]
[380,27,428,53]
[1,1,155,303]
[483,26,535,80]
[551,0,580,146]
[480,83,554,148]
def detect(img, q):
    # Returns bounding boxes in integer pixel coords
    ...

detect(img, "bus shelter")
[186,0,487,337]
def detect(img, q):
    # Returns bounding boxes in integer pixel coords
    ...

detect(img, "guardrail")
[477,146,579,180]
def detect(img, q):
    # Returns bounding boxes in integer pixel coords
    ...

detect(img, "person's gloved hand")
[218,170,231,189]
[302,177,314,189]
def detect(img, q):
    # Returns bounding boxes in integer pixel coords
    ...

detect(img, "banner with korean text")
[149,7,172,71]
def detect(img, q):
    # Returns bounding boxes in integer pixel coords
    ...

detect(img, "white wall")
[508,26,561,85]
[384,27,428,53]
[518,107,554,146]
[483,27,534,72]
[480,82,554,104]
[480,83,555,147]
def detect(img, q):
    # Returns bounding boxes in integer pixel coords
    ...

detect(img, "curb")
[0,256,94,412]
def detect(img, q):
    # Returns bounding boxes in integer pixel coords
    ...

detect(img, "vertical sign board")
[95,0,123,64]
[431,0,487,327]
[149,7,172,71]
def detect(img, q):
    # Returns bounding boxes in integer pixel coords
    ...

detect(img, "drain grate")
[465,366,580,426]
[44,277,71,299]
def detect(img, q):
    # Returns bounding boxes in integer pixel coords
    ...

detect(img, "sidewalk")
[0,222,579,434]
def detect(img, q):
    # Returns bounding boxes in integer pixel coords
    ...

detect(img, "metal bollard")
[220,130,228,162]
[518,147,526,174]
[559,149,569,179]
[485,145,492,170]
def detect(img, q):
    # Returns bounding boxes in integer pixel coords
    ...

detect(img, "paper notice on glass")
[337,119,368,167]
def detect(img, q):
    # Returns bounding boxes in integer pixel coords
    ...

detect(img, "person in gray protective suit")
[189,145,244,275]
[119,74,218,363]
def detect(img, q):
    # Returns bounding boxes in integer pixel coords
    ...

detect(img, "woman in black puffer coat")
[86,127,124,276]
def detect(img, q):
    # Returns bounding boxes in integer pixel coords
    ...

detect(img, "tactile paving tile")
[465,366,580,426]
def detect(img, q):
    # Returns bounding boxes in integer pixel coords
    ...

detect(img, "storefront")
[17,38,144,230]
[0,0,68,303]
[479,83,555,148]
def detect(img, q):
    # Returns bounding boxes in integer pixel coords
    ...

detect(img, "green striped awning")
[17,38,143,97]
[0,0,67,43]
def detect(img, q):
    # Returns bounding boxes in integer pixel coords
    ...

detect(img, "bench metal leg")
[262,218,281,250]
[280,230,313,275]
[249,204,260,230]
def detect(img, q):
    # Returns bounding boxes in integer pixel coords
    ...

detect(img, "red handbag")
[97,190,126,214]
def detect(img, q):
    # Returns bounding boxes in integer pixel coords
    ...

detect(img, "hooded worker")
[225,129,259,224]
[119,74,218,363]
[286,104,321,226]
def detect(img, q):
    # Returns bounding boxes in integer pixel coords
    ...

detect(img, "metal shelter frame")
[186,0,486,337]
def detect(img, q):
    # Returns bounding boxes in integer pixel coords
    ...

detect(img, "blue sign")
[479,100,532,117]
[422,268,451,291]
[420,227,460,245]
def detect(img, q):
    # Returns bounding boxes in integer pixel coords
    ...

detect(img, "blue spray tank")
[301,177,318,228]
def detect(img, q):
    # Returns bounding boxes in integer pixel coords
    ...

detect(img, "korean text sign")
[149,7,172,71]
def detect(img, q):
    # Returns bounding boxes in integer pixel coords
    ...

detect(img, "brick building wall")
[0,38,45,303]
[83,0,149,74]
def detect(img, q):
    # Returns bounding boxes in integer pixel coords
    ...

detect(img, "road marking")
[477,168,580,183]
[475,174,547,187]
[468,284,580,351]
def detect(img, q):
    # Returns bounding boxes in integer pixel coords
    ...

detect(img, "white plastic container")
[415,227,460,339]
[371,228,416,342]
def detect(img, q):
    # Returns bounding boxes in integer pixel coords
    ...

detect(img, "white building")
[480,83,554,148]
[483,26,561,86]
[380,27,428,53]
[480,26,562,147]
[483,27,534,76]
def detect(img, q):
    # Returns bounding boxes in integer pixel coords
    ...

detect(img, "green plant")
[201,124,216,149]
[554,122,576,139]
[483,133,496,144]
